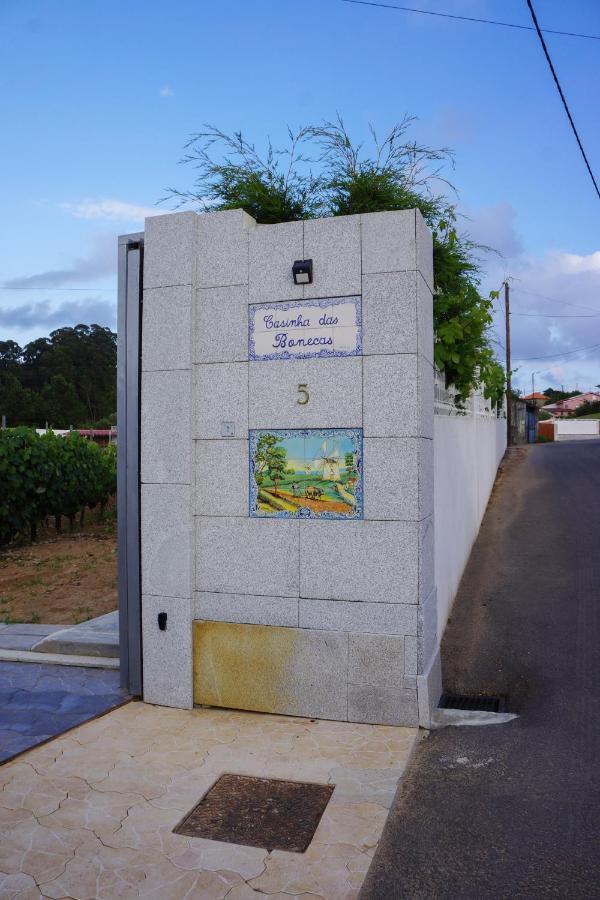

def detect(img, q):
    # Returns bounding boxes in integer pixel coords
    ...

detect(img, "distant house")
[543,392,600,418]
[77,429,117,447]
[35,428,117,446]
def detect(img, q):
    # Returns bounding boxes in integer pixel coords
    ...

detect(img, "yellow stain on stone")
[193,621,301,714]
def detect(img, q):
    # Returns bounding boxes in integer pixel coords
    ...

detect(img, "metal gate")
[526,407,537,444]
[117,232,144,694]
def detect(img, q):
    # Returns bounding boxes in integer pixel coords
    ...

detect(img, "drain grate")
[439,692,507,713]
[173,773,335,853]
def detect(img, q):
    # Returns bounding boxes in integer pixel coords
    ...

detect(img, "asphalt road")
[361,441,600,899]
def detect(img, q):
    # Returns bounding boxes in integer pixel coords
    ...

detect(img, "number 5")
[297,383,309,405]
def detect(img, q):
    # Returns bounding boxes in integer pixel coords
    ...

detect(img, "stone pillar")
[140,212,195,708]
[140,207,440,725]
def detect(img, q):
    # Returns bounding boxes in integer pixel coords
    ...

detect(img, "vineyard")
[0,428,117,546]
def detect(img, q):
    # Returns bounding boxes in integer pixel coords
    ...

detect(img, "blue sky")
[1,0,599,392]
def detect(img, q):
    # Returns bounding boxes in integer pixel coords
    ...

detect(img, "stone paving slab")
[0,701,416,898]
[0,660,128,765]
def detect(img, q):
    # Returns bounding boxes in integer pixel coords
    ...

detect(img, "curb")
[0,648,119,669]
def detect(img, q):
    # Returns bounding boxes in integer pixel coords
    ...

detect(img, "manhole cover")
[173,774,335,853]
[439,692,507,713]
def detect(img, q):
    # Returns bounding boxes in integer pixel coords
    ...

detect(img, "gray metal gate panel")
[117,232,143,694]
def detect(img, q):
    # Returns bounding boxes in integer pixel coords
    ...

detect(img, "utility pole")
[505,280,512,446]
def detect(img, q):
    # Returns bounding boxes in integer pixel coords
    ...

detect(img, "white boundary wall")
[433,378,506,635]
[556,419,599,440]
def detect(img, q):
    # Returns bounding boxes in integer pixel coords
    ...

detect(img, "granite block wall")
[140,213,195,709]
[140,208,440,725]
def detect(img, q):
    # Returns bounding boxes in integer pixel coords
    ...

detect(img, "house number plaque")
[297,384,309,405]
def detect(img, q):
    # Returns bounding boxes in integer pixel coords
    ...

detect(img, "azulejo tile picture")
[249,428,363,520]
[249,296,361,362]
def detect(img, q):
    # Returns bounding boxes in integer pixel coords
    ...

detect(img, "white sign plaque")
[249,295,361,362]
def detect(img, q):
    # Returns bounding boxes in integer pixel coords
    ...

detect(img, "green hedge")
[0,428,116,546]
[574,400,600,418]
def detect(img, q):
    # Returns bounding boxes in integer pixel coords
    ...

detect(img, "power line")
[341,0,600,41]
[0,286,115,292]
[513,311,600,318]
[512,287,600,314]
[515,341,600,362]
[526,0,600,202]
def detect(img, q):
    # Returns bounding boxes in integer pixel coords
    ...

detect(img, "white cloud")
[481,246,600,393]
[2,234,116,289]
[452,202,600,391]
[559,251,600,274]
[461,202,524,260]
[0,297,116,336]
[60,199,160,222]
[0,234,118,343]
[547,324,562,345]
[159,86,174,97]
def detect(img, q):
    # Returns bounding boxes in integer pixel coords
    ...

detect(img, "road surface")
[361,441,600,899]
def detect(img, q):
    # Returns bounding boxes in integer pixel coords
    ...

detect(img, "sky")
[1,0,599,393]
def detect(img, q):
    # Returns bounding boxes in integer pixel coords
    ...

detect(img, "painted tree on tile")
[254,433,288,494]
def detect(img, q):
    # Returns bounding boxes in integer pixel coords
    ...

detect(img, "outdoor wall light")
[292,259,313,285]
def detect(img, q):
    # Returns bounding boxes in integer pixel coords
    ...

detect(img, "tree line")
[0,324,116,428]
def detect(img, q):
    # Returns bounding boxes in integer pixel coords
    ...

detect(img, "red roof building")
[522,392,548,409]
[543,392,600,418]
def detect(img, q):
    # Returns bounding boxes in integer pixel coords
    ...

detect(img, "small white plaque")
[249,296,361,362]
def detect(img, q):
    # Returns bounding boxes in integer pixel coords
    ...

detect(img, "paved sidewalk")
[0,624,64,652]
[361,442,600,899]
[32,611,119,658]
[0,702,416,898]
[0,661,128,764]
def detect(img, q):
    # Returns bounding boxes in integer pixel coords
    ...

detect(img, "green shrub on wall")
[574,400,600,417]
[0,428,116,546]
[165,117,506,408]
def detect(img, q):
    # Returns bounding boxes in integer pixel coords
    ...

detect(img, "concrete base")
[193,620,419,726]
[431,708,518,728]
[555,434,600,441]
[416,647,442,729]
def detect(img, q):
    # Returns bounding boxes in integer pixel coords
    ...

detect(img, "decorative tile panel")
[249,428,363,520]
